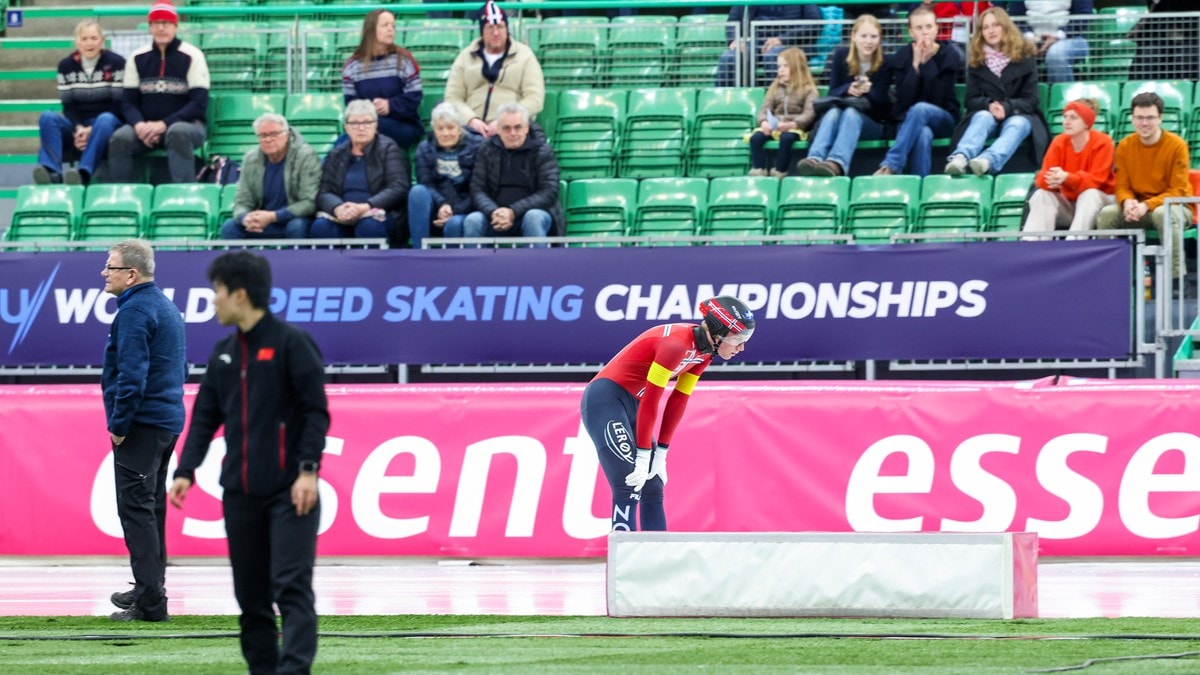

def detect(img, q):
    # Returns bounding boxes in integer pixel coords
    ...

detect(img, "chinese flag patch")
[257,347,275,361]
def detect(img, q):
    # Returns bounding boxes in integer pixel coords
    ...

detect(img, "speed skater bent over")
[580,296,756,532]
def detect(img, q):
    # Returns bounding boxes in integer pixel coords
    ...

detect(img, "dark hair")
[1130,91,1164,116]
[207,251,272,310]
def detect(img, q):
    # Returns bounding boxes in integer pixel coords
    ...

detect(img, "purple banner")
[0,240,1132,366]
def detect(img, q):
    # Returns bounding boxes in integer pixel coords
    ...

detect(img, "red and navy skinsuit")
[580,323,713,531]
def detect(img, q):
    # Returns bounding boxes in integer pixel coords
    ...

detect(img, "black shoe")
[111,589,135,610]
[64,168,90,186]
[32,166,62,185]
[110,606,169,622]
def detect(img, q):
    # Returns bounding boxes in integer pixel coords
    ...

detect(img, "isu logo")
[604,420,634,463]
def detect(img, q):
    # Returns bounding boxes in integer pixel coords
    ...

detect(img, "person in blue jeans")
[876,7,964,176]
[944,7,1049,177]
[1007,0,1093,84]
[797,14,890,177]
[464,103,563,247]
[220,114,321,240]
[35,19,125,186]
[408,102,481,247]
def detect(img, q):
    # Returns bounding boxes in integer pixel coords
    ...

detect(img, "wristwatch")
[299,459,320,474]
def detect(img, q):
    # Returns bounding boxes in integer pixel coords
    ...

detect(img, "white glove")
[624,448,652,492]
[648,444,669,485]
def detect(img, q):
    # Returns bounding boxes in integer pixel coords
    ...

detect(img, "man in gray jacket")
[220,113,320,239]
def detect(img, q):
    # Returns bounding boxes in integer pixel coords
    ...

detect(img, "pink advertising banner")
[3,379,1199,558]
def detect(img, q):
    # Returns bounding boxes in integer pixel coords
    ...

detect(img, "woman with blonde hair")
[796,14,890,177]
[342,8,424,151]
[944,6,1048,176]
[748,48,818,178]
[34,19,124,185]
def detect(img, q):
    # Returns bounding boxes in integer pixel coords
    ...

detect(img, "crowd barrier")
[4,378,1200,558]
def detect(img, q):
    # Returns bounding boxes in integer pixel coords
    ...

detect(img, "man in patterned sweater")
[108,0,209,184]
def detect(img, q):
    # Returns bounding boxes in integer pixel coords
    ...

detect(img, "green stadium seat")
[1083,39,1136,82]
[218,183,240,225]
[285,93,343,157]
[618,88,693,179]
[631,176,707,241]
[702,176,777,238]
[674,17,726,87]
[405,22,472,83]
[202,32,265,93]
[845,175,921,243]
[298,31,337,93]
[916,174,992,234]
[1115,80,1192,137]
[687,88,759,177]
[1046,81,1120,135]
[146,184,221,240]
[606,23,674,88]
[263,29,296,93]
[553,89,624,179]
[529,18,607,89]
[564,178,638,244]
[773,176,849,236]
[6,185,83,242]
[77,184,153,241]
[989,172,1036,231]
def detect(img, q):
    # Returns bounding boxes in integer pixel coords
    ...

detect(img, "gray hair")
[111,239,155,278]
[74,19,103,41]
[344,99,378,121]
[429,102,466,129]
[493,102,530,126]
[252,112,289,134]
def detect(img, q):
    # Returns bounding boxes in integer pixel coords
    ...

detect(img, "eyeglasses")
[256,130,285,140]
[345,120,376,128]
[103,265,133,273]
[1133,115,1160,122]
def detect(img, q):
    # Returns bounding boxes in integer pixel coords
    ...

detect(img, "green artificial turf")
[1,615,1199,673]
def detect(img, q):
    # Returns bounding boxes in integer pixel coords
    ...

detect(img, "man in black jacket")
[170,251,329,675]
[464,102,564,244]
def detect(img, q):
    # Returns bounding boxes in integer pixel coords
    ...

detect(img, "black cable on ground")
[1025,650,1200,673]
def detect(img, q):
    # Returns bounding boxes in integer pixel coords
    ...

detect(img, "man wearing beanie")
[445,1,544,138]
[108,0,209,183]
[1023,98,1115,234]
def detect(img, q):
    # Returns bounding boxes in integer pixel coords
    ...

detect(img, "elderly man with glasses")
[311,99,410,245]
[220,113,321,240]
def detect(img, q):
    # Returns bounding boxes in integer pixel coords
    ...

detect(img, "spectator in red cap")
[1024,98,1114,234]
[445,1,544,138]
[108,0,209,184]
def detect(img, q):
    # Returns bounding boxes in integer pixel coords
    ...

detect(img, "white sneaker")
[749,168,767,177]
[969,157,991,176]
[944,155,968,176]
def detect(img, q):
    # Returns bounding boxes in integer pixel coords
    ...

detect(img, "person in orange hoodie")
[1097,91,1194,279]
[1023,98,1114,233]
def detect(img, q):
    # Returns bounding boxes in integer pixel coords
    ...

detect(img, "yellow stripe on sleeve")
[675,371,700,395]
[646,361,672,388]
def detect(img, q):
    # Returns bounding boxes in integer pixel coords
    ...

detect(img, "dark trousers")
[113,423,178,618]
[750,130,802,172]
[580,378,666,532]
[224,489,320,675]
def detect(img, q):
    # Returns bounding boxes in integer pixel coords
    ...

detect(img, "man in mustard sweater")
[1097,92,1194,279]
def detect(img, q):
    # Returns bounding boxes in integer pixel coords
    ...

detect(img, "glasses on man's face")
[103,265,133,274]
[1134,115,1160,123]
[257,130,285,140]
[346,120,376,128]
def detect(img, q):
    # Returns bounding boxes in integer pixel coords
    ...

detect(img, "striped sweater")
[122,38,210,126]
[342,52,423,128]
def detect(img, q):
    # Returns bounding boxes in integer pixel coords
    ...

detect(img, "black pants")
[224,489,320,675]
[580,378,666,531]
[113,423,178,618]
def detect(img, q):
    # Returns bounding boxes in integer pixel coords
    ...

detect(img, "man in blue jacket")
[171,251,329,674]
[101,238,187,622]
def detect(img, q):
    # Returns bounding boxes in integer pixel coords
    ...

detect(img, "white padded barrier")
[607,532,1038,619]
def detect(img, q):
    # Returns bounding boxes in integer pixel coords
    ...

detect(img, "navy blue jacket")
[414,129,482,216]
[824,45,892,123]
[176,312,329,497]
[725,4,822,45]
[102,282,187,436]
[884,40,966,123]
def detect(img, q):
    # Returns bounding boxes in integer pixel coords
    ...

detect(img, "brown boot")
[796,158,820,176]
[813,160,843,177]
